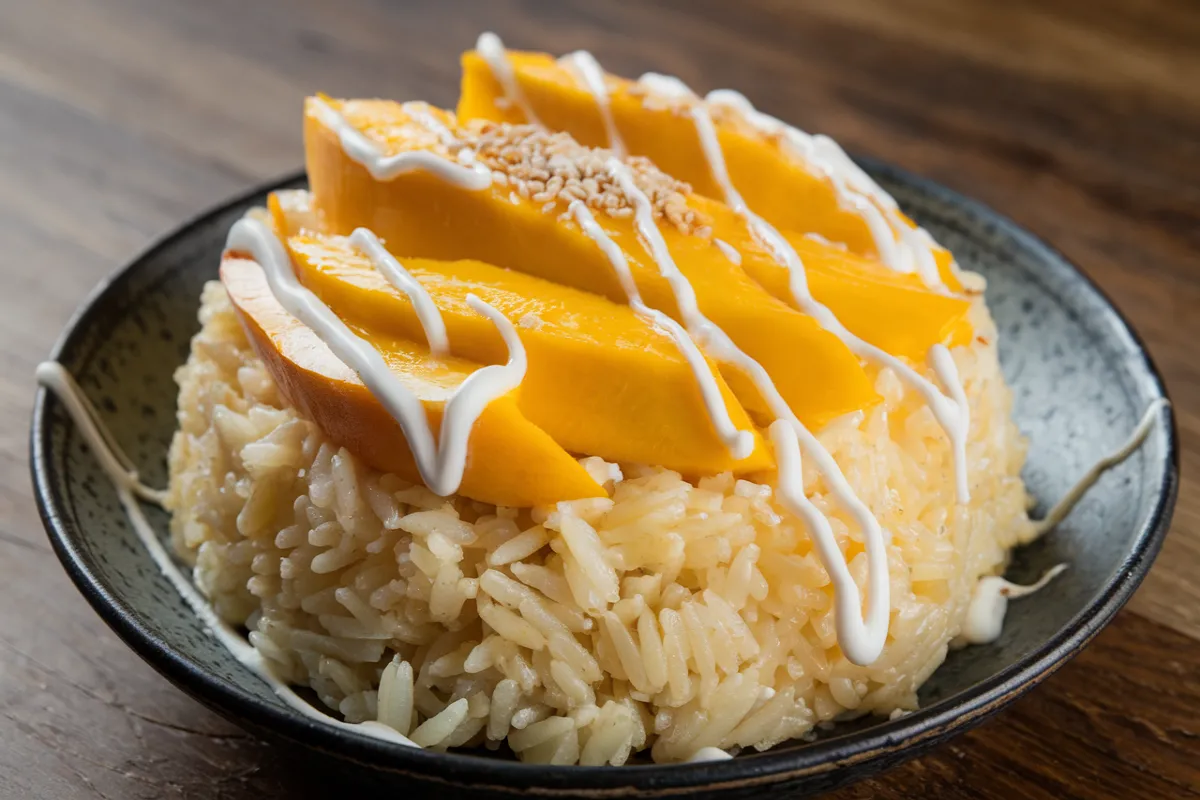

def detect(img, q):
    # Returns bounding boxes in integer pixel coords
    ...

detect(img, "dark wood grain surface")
[1,0,1198,797]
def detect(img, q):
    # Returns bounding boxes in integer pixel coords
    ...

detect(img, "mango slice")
[304,98,879,428]
[220,255,604,507]
[457,49,960,289]
[687,195,971,357]
[270,187,324,236]
[269,219,773,475]
[272,180,967,361]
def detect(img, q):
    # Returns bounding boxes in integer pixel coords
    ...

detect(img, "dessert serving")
[36,33,1166,767]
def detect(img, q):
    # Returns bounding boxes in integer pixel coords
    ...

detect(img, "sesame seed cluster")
[460,120,710,236]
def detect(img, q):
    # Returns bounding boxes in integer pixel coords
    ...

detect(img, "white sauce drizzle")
[35,352,1171,734]
[608,74,966,486]
[400,102,463,149]
[607,157,891,666]
[713,238,742,266]
[814,136,948,290]
[704,88,946,290]
[36,363,166,506]
[400,101,492,170]
[561,50,626,158]
[347,228,450,357]
[804,232,847,252]
[637,72,696,100]
[686,746,734,763]
[476,32,543,127]
[959,564,1068,645]
[768,419,891,666]
[309,97,491,190]
[1032,398,1170,537]
[227,217,526,498]
[297,68,1169,663]
[35,361,419,749]
[689,103,972,504]
[568,200,753,460]
[962,397,1168,645]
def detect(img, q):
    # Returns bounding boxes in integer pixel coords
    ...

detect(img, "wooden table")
[1,0,1197,796]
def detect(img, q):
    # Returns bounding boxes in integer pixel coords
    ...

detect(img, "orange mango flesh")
[270,188,324,235]
[457,50,961,290]
[271,221,773,475]
[687,195,972,356]
[781,231,972,354]
[220,255,604,507]
[304,98,879,428]
[274,178,967,361]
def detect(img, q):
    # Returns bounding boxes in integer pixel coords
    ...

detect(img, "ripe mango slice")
[457,49,960,289]
[271,181,967,361]
[220,255,604,507]
[304,98,879,428]
[688,196,971,357]
[269,218,773,475]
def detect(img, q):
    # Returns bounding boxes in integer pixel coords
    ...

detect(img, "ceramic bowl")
[30,164,1178,798]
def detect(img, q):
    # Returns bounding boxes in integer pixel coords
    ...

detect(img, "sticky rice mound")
[166,275,1032,765]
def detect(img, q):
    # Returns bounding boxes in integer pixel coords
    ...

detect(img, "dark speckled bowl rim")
[31,163,1179,796]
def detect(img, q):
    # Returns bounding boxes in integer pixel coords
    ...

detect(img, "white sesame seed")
[459,120,707,235]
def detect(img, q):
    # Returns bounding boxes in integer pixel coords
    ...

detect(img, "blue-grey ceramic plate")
[30,165,1178,798]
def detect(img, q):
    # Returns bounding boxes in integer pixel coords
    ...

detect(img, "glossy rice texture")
[166,275,1033,764]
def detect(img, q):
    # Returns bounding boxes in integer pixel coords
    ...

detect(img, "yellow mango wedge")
[279,169,966,362]
[220,255,604,507]
[304,98,878,428]
[265,198,772,475]
[687,195,971,357]
[457,49,961,290]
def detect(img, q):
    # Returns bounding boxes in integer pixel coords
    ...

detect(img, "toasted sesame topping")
[349,102,463,157]
[460,120,708,235]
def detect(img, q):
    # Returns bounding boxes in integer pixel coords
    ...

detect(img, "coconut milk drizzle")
[804,232,847,251]
[561,50,627,158]
[296,67,1170,665]
[227,217,526,498]
[636,72,695,100]
[705,88,946,290]
[476,32,543,127]
[348,227,450,357]
[607,157,891,666]
[686,746,734,763]
[36,363,165,505]
[963,398,1168,644]
[568,200,753,460]
[309,97,491,190]
[307,103,763,467]
[479,44,945,287]
[688,103,972,504]
[713,238,742,266]
[959,564,1068,645]
[400,102,465,150]
[35,361,419,749]
[1032,399,1170,537]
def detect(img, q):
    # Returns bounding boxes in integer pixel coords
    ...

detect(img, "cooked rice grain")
[166,279,1032,763]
